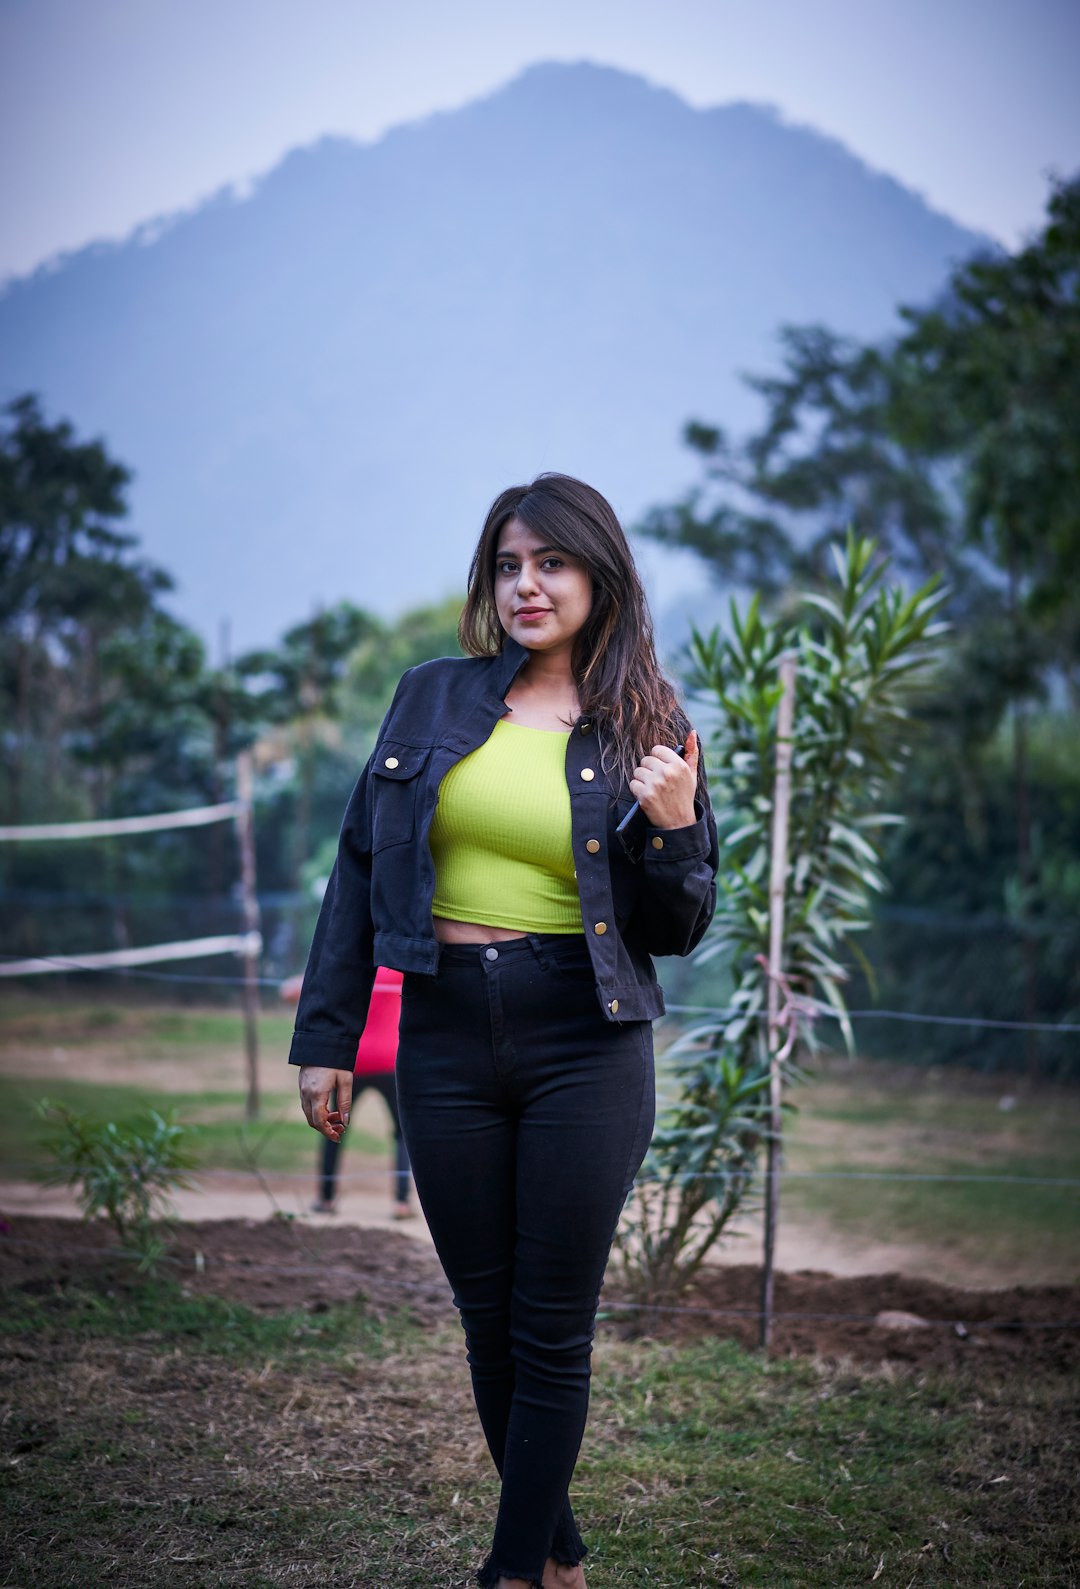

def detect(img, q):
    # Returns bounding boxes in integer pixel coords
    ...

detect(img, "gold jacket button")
[585,839,600,854]
[651,835,665,850]
[609,998,619,1014]
[384,756,400,769]
[593,921,608,935]
[580,767,595,782]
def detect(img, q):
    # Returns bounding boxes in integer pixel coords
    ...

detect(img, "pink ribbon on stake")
[754,954,822,1063]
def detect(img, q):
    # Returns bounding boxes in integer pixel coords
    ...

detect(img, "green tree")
[642,175,1080,676]
[640,175,1080,1073]
[642,331,957,601]
[237,603,384,875]
[0,394,172,819]
[894,176,1080,680]
[891,179,1080,1060]
[343,594,465,741]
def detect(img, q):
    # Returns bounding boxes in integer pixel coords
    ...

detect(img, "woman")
[290,474,718,1589]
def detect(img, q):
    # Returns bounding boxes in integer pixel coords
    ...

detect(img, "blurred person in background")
[288,474,718,1589]
[280,966,412,1218]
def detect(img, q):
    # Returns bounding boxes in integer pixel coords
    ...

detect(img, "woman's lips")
[516,608,552,620]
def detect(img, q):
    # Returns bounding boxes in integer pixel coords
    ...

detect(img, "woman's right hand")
[298,1065,355,1141]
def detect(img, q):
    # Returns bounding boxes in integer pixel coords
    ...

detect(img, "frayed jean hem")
[476,1557,543,1588]
[475,1541,587,1586]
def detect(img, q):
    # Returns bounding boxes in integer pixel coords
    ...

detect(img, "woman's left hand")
[630,729,700,831]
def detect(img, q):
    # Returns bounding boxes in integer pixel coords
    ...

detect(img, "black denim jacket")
[288,638,719,1069]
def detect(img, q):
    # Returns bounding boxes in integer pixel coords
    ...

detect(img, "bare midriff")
[432,917,528,944]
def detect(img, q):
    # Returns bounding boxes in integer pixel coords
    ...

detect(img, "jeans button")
[484,946,499,961]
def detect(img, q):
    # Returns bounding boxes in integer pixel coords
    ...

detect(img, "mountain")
[0,61,987,649]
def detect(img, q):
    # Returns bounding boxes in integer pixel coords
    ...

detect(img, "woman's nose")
[516,561,539,594]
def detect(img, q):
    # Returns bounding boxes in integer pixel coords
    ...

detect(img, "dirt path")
[0,1170,1009,1288]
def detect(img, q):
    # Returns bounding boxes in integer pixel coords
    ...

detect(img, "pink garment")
[353,965,403,1076]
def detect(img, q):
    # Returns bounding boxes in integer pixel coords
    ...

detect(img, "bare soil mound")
[621,1262,1079,1376]
[3,1214,1076,1376]
[0,1213,454,1328]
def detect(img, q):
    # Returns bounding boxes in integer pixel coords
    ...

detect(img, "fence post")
[235,751,261,1122]
[760,651,797,1349]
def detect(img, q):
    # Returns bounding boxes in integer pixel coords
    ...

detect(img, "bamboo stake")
[235,751,262,1122]
[760,651,797,1349]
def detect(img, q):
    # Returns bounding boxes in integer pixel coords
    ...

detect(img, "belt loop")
[526,932,553,973]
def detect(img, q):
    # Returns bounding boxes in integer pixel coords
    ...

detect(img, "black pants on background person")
[319,1075,412,1208]
[396,933,655,1585]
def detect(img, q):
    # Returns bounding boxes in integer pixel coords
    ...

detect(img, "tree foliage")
[0,395,172,818]
[641,176,1080,697]
[638,175,1080,1071]
[895,176,1080,650]
[0,395,162,631]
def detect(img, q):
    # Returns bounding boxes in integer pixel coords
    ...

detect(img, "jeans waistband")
[435,932,589,972]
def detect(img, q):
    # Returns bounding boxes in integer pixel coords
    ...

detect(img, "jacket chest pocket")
[371,744,431,852]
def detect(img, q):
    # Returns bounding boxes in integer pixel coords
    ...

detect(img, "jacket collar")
[489,637,600,742]
[492,636,531,697]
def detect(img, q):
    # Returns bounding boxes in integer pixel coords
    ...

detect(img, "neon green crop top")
[429,719,584,934]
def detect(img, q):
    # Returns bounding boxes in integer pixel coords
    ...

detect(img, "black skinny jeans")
[396,934,655,1587]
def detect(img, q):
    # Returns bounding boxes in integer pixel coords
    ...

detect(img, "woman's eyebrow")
[495,543,558,559]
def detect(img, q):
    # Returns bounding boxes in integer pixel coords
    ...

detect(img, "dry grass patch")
[2,1259,1077,1588]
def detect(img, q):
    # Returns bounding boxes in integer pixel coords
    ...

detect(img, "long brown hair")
[458,473,690,790]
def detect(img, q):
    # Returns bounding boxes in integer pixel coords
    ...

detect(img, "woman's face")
[493,516,594,660]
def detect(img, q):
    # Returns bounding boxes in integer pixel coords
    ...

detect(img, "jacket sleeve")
[287,755,378,1070]
[619,732,720,957]
[630,796,719,957]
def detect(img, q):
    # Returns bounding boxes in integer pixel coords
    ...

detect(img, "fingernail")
[343,1113,350,1127]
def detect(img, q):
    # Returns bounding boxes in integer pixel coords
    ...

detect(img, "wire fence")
[2,1160,1076,1188]
[1,809,1077,1323]
[3,949,1079,1038]
[3,777,1079,1071]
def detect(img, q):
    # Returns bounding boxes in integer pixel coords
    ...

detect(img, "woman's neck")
[503,652,580,731]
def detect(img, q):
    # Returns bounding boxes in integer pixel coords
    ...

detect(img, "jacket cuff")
[643,808,712,861]
[288,1030,360,1070]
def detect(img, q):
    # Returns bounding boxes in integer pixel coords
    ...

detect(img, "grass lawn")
[0,1075,387,1175]
[1,1274,1076,1589]
[0,996,297,1050]
[777,1060,1080,1281]
[0,996,382,1177]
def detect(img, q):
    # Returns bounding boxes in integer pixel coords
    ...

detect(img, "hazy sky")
[2,0,1078,280]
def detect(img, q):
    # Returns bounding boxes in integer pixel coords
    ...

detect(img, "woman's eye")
[496,560,519,575]
[542,557,564,569]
